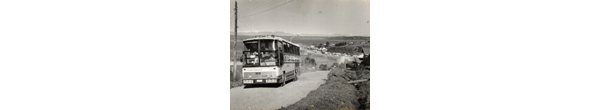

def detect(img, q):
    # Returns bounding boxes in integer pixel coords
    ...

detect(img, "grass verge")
[230,65,243,89]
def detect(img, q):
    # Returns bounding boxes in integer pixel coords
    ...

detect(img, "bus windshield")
[242,40,278,67]
[243,40,276,51]
[259,40,276,51]
[243,41,259,51]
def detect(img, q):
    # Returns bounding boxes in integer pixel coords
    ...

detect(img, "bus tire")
[280,75,286,87]
[293,69,298,81]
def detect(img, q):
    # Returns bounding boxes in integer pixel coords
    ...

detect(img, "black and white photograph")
[230,0,370,109]
[5,0,600,110]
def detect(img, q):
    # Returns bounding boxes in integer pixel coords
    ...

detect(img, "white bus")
[240,35,300,86]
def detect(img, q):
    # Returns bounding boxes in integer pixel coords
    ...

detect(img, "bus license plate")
[256,80,263,82]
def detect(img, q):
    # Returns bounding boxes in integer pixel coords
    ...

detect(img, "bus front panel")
[241,66,281,84]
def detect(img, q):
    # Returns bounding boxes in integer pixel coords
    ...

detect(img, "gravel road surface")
[230,71,330,110]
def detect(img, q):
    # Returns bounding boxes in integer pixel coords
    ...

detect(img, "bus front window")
[259,40,277,66]
[244,41,258,51]
[259,40,275,51]
[243,41,259,66]
[242,40,278,66]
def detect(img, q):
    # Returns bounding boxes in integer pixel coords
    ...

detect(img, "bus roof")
[242,35,300,47]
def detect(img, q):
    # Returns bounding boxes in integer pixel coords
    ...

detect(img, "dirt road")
[230,71,330,110]
[338,56,353,64]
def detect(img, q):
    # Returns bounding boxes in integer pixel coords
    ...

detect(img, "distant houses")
[296,41,369,57]
[318,47,327,53]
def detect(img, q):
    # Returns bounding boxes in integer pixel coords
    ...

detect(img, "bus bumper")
[242,67,280,84]
[242,78,280,84]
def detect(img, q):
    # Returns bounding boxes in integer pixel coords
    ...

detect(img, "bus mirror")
[240,55,244,62]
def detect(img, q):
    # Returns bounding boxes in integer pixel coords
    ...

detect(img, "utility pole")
[233,1,238,80]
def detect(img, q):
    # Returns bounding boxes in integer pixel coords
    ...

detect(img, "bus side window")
[288,43,291,53]
[283,42,288,53]
[295,46,298,54]
[277,41,284,65]
[291,45,295,54]
[293,46,295,54]
[277,41,283,51]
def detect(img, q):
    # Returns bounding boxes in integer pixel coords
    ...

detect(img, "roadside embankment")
[278,62,370,110]
[230,65,243,89]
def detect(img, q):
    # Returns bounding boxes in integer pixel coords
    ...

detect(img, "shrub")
[310,59,316,67]
[300,56,317,73]
[346,61,361,71]
[329,63,339,70]
[319,64,329,70]
[326,46,363,55]
[360,55,369,66]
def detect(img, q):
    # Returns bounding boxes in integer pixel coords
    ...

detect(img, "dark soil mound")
[279,63,370,110]
[280,67,359,110]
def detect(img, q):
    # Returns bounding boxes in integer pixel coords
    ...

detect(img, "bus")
[240,35,301,86]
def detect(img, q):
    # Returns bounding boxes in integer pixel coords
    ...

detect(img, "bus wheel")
[280,75,286,87]
[293,69,298,81]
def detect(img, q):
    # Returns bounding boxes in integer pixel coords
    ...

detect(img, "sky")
[230,0,370,36]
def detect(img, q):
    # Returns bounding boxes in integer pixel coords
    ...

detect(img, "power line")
[238,0,272,11]
[240,0,290,18]
[234,1,266,20]
[239,0,282,16]
[239,0,294,19]
[240,21,253,32]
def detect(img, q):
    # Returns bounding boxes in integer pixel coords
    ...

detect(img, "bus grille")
[243,71,276,79]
